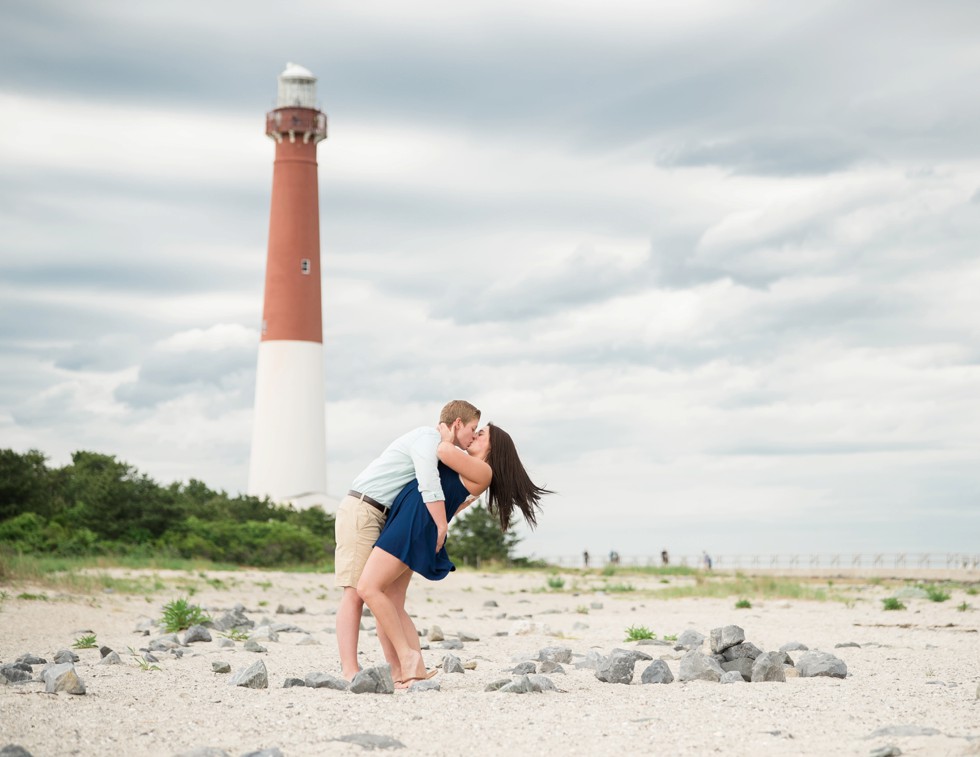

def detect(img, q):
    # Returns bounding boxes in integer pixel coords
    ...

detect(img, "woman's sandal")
[395,669,439,687]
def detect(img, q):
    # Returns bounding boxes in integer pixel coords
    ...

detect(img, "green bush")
[161,597,210,632]
[882,597,905,611]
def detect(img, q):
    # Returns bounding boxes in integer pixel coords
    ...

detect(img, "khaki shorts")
[334,494,387,588]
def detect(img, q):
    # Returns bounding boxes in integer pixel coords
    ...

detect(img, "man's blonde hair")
[440,400,481,426]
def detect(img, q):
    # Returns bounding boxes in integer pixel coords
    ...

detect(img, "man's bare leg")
[336,586,364,680]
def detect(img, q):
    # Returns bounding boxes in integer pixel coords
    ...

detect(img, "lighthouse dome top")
[281,62,316,80]
[277,62,318,108]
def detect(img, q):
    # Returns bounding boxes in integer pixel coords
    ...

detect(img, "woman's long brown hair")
[484,423,552,531]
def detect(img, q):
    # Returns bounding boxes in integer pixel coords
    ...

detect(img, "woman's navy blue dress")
[374,462,470,581]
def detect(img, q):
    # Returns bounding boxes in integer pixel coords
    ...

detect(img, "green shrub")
[882,597,905,611]
[72,634,97,649]
[546,575,565,590]
[161,596,210,632]
[734,598,751,609]
[924,585,950,602]
[624,625,655,641]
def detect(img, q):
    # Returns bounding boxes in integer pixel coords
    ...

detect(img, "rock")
[636,638,671,646]
[272,623,305,633]
[720,670,746,684]
[678,651,723,682]
[674,629,705,651]
[275,604,305,615]
[0,665,33,684]
[295,635,319,646]
[595,650,637,684]
[511,621,548,636]
[538,646,573,664]
[590,602,603,610]
[610,647,653,664]
[483,600,498,608]
[834,642,861,649]
[349,665,395,694]
[499,675,533,693]
[250,625,279,643]
[463,661,477,670]
[868,747,902,757]
[15,654,45,666]
[53,649,79,664]
[574,650,606,670]
[527,675,556,692]
[282,678,306,688]
[0,746,35,757]
[779,641,809,653]
[640,660,674,684]
[539,661,565,674]
[183,625,212,644]
[305,672,348,690]
[243,640,267,653]
[213,607,254,632]
[710,625,745,654]
[148,635,181,652]
[797,651,847,679]
[458,630,479,642]
[443,655,465,674]
[722,642,762,661]
[721,657,754,680]
[230,660,268,689]
[408,679,441,692]
[512,661,536,675]
[42,663,85,694]
[750,652,787,683]
[438,640,463,650]
[98,651,122,665]
[333,734,405,750]
[427,624,445,642]
[241,749,283,757]
[176,749,230,757]
[866,725,940,739]
[485,679,511,691]
[217,639,234,648]
[212,661,232,673]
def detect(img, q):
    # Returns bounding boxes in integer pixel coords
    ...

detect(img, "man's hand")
[436,525,448,552]
[426,500,449,553]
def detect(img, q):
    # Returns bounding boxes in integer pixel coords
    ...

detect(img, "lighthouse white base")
[248,340,327,508]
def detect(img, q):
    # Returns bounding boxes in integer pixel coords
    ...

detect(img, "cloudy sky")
[2,0,978,564]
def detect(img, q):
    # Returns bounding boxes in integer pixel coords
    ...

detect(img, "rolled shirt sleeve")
[410,428,445,503]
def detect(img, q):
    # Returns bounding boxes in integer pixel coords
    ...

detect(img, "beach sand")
[1,567,978,756]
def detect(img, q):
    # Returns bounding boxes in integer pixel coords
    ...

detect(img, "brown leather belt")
[348,489,389,515]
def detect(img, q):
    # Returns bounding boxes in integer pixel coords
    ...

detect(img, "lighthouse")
[248,63,329,508]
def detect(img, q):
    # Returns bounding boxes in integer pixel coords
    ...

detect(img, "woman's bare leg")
[357,548,426,684]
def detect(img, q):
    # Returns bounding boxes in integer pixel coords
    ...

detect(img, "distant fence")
[543,553,980,572]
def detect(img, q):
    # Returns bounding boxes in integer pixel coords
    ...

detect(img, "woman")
[356,421,550,687]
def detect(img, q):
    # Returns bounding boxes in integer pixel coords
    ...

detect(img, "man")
[334,399,480,679]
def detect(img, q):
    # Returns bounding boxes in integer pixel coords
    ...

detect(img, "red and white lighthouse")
[248,63,329,507]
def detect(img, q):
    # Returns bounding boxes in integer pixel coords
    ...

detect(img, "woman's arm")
[436,423,491,493]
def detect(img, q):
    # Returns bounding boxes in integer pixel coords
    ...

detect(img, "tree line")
[0,448,521,568]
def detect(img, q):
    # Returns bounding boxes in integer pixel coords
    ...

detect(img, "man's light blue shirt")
[350,426,444,506]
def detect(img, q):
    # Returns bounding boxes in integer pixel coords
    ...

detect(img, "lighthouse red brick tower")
[248,63,328,507]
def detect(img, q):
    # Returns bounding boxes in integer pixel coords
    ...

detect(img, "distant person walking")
[583,550,590,568]
[661,549,669,567]
[702,551,712,570]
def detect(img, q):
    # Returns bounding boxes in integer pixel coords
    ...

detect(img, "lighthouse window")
[301,258,311,274]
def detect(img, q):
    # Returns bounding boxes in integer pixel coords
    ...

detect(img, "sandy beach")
[1,567,978,756]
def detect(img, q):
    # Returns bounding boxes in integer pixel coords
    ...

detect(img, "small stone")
[590,602,603,610]
[499,674,533,693]
[835,642,861,649]
[305,672,348,690]
[512,661,536,675]
[98,651,122,665]
[720,670,745,684]
[349,665,394,694]
[596,650,637,684]
[483,600,498,608]
[53,650,79,664]
[463,661,477,670]
[0,746,35,757]
[538,646,572,664]
[183,625,212,644]
[230,660,268,689]
[217,638,234,648]
[640,659,674,684]
[722,642,762,661]
[779,641,809,653]
[42,663,85,694]
[527,675,556,692]
[797,651,847,679]
[484,679,511,691]
[710,625,745,654]
[282,677,306,688]
[458,630,479,642]
[15,654,45,666]
[442,655,465,674]
[408,679,441,692]
[333,734,404,750]
[276,604,305,615]
[538,661,565,674]
[212,661,232,673]
[427,624,445,642]
[678,651,723,682]
[674,629,706,651]
[243,640,267,653]
[868,747,902,757]
[295,635,319,646]
[750,652,787,683]
[439,639,464,650]
[721,657,754,680]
